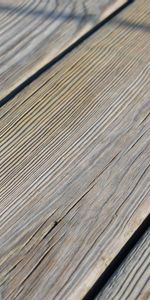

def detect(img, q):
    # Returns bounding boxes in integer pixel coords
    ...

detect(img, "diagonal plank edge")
[96,228,150,300]
[0,0,150,299]
[0,0,129,101]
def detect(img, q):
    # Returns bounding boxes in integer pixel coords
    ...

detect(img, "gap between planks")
[95,225,150,300]
[84,215,150,300]
[0,0,130,103]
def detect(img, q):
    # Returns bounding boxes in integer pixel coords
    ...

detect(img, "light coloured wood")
[0,0,150,299]
[0,0,127,100]
[96,229,150,300]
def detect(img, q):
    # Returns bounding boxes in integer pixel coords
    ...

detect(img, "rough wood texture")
[0,0,127,100]
[0,0,150,299]
[96,229,150,300]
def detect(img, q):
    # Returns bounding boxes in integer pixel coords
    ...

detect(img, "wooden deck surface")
[96,229,150,300]
[0,0,127,100]
[0,0,150,299]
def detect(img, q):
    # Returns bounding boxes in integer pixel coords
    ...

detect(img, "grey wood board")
[1,0,150,299]
[96,229,150,300]
[0,0,127,100]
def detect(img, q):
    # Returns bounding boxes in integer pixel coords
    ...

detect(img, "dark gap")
[43,220,58,240]
[83,214,150,300]
[0,0,135,107]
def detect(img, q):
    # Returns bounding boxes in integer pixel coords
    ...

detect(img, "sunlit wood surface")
[0,0,150,299]
[0,0,127,100]
[96,229,150,300]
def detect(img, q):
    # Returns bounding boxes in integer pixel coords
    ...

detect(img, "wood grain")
[1,0,150,299]
[0,0,128,100]
[96,229,150,300]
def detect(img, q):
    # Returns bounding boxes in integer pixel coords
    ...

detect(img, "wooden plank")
[96,229,150,300]
[0,0,150,299]
[0,0,128,100]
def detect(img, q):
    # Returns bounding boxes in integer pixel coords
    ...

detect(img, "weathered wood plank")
[96,229,150,300]
[0,0,150,299]
[0,0,128,100]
